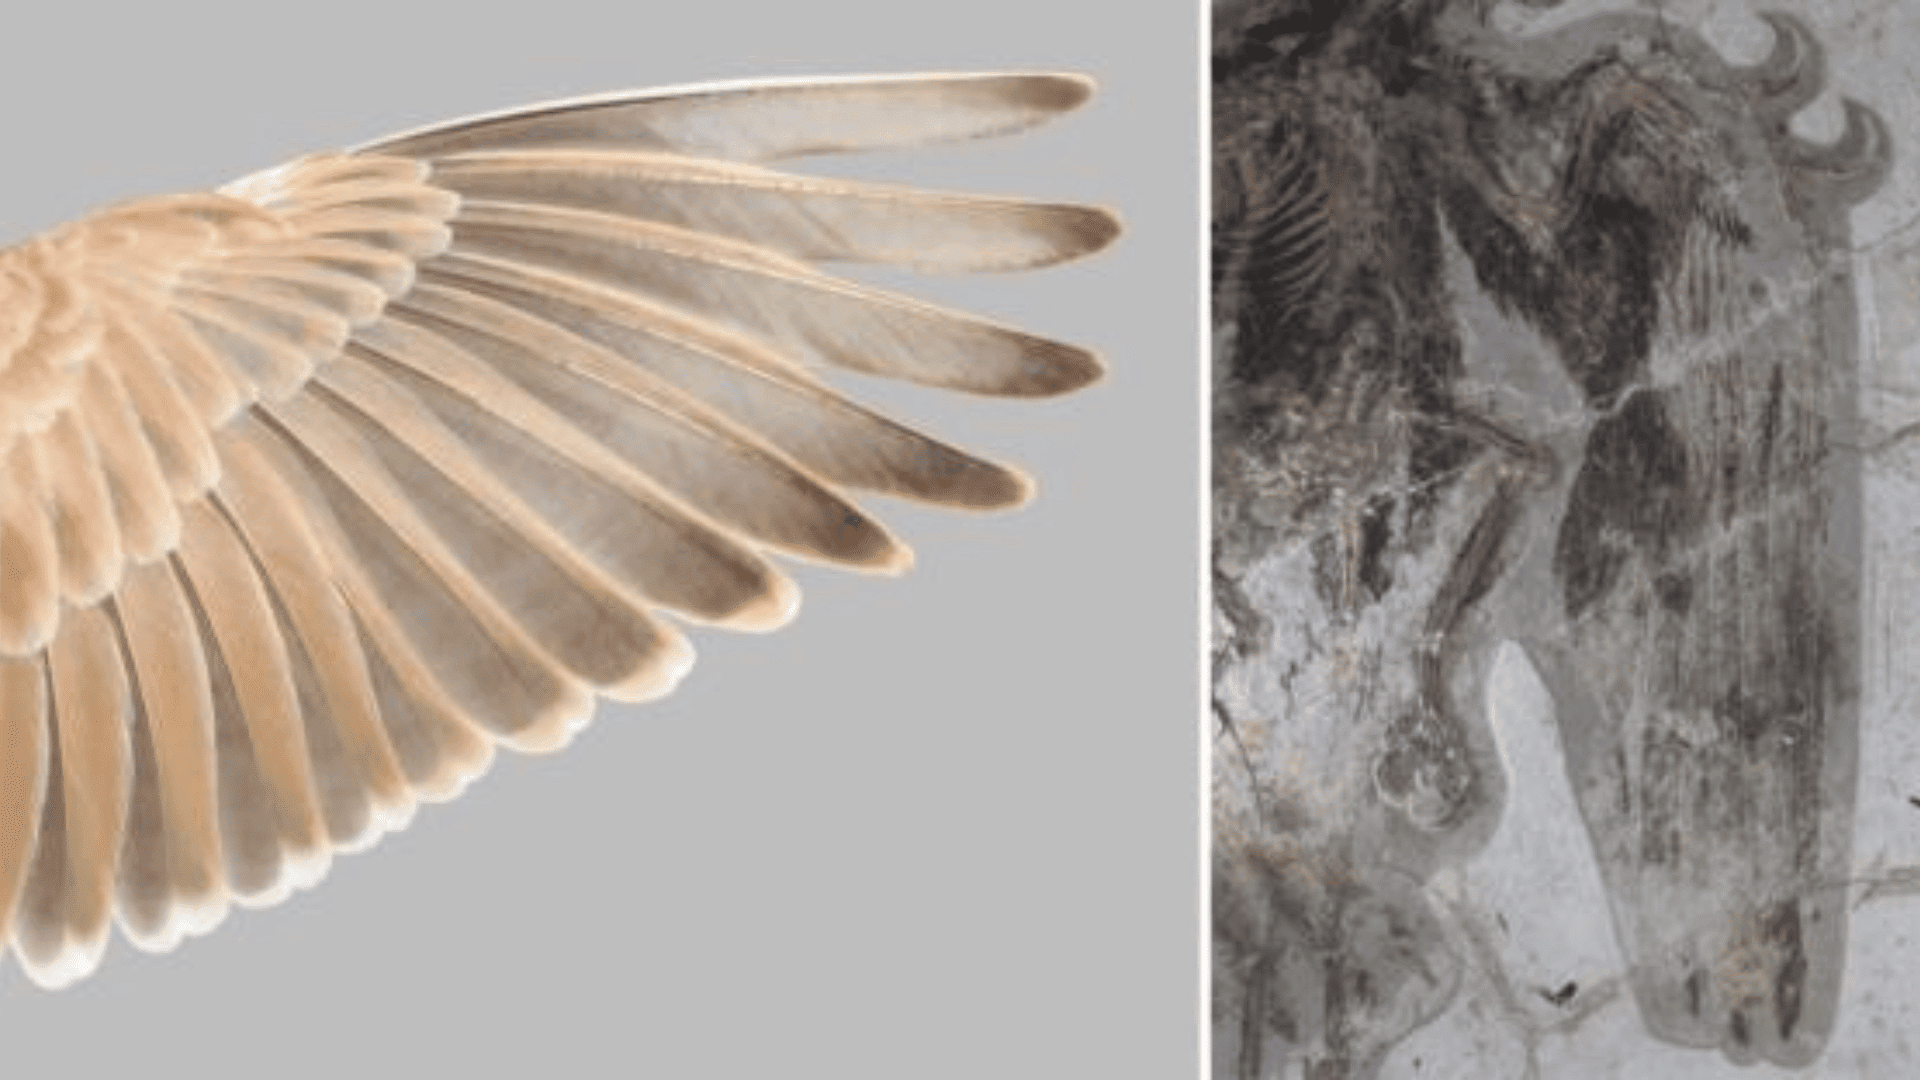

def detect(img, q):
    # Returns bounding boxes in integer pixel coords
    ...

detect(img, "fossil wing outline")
[1212,1,1889,1073]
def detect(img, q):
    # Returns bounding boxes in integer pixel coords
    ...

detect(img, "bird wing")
[0,71,1119,989]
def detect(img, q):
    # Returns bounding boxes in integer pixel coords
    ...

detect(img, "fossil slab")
[1213,0,1907,1075]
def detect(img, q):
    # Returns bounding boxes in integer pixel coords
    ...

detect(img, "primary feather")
[0,71,1118,989]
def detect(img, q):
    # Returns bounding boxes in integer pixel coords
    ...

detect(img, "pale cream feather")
[0,71,1118,989]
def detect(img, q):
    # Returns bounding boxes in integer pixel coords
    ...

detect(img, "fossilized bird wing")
[1433,13,1890,1067]
[0,72,1119,989]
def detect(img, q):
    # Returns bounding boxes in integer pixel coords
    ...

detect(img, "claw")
[1785,98,1893,208]
[1736,12,1826,125]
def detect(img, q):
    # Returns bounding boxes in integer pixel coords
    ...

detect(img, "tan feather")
[210,433,416,844]
[114,650,178,949]
[304,352,688,700]
[413,256,1033,508]
[233,239,420,298]
[0,657,49,955]
[171,286,348,399]
[352,627,497,804]
[35,411,120,606]
[445,203,1104,395]
[172,501,331,905]
[0,447,60,655]
[229,414,554,773]
[384,283,907,572]
[93,304,231,495]
[226,426,498,802]
[75,359,181,562]
[114,558,228,950]
[426,150,1119,272]
[349,318,802,626]
[33,604,133,988]
[190,261,392,325]
[250,399,604,750]
[0,70,1117,988]
[364,72,1095,161]
[10,687,72,981]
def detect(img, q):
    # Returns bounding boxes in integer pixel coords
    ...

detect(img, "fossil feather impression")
[0,72,1118,989]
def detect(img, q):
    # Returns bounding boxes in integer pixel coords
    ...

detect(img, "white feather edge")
[350,70,1096,155]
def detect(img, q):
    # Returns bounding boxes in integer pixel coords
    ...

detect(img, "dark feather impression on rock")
[1212,0,1889,1075]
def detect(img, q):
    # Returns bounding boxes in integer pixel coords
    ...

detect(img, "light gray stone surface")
[1214,0,1920,1075]
[1392,1,1920,1075]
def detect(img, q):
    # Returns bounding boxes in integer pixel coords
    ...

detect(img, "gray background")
[0,2,1201,1076]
